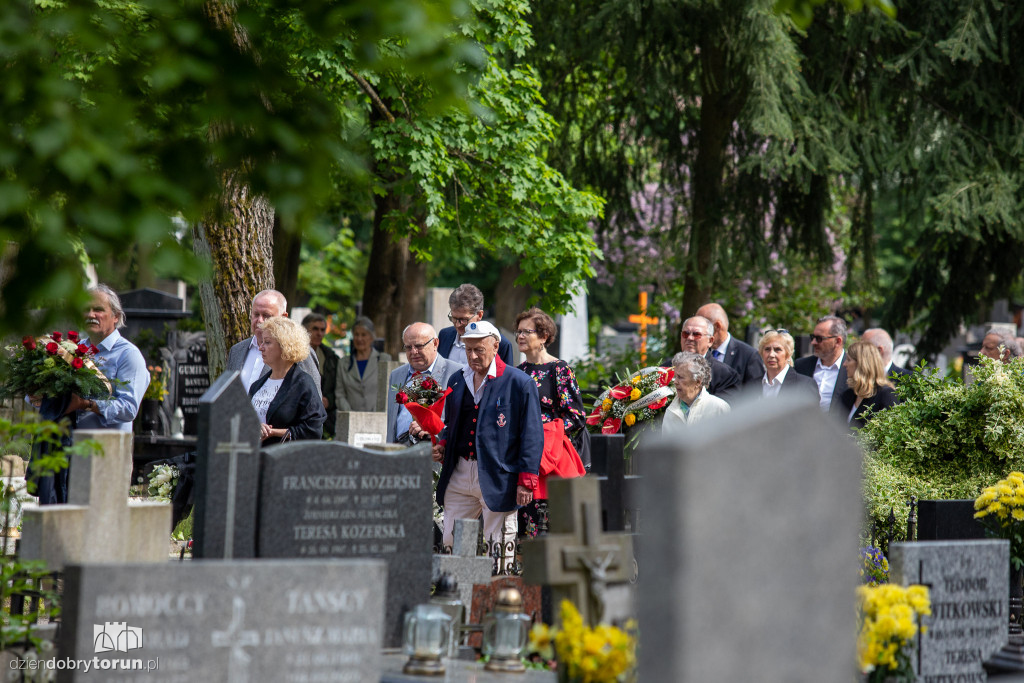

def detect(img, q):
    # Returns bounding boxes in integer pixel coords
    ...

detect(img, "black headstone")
[118,287,190,344]
[57,559,386,682]
[167,330,210,436]
[192,371,262,559]
[916,499,990,540]
[256,441,434,648]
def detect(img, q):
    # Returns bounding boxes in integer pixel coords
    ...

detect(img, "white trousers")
[441,457,517,554]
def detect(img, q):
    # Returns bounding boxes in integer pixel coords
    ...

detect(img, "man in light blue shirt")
[72,284,150,432]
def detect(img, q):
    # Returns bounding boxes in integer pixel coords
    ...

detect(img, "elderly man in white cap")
[432,320,543,556]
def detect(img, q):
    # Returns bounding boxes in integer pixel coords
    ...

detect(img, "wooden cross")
[627,291,659,363]
[20,430,170,567]
[521,477,633,626]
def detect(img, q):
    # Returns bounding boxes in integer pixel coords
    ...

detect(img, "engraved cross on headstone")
[212,593,260,683]
[215,414,253,558]
[521,477,633,626]
[193,371,262,559]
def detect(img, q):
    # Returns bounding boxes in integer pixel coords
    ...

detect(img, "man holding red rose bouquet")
[18,286,149,503]
[385,323,463,445]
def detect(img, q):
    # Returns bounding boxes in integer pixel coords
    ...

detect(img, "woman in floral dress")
[514,307,588,537]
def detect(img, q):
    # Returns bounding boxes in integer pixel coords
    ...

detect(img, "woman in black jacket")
[249,316,326,444]
[839,340,898,430]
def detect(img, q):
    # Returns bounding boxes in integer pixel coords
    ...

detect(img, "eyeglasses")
[810,334,839,343]
[448,313,473,326]
[403,338,435,353]
[514,329,537,338]
[761,328,790,336]
[680,330,709,339]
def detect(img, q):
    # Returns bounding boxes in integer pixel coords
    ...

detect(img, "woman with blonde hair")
[756,329,819,401]
[249,316,327,444]
[839,340,897,429]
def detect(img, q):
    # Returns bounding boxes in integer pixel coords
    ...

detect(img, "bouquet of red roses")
[0,330,113,400]
[394,373,452,444]
[585,366,675,434]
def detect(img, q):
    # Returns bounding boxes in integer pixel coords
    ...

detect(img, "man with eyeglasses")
[695,302,765,386]
[437,283,514,365]
[794,315,848,413]
[302,313,341,438]
[385,323,464,444]
[661,316,741,404]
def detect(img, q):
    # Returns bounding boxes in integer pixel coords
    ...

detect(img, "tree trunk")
[401,244,427,334]
[272,213,302,309]
[681,39,748,319]
[194,1,275,381]
[493,262,532,331]
[362,191,411,357]
[193,171,275,380]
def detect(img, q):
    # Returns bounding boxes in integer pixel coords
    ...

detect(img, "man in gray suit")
[386,322,463,444]
[226,289,322,400]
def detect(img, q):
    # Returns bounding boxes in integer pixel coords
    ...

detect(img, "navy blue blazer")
[711,337,765,387]
[436,357,543,513]
[438,325,514,365]
[248,364,327,444]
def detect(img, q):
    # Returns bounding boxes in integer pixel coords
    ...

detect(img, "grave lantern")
[482,587,531,673]
[429,573,465,658]
[402,604,452,676]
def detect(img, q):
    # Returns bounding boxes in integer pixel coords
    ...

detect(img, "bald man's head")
[861,328,894,365]
[402,322,439,371]
[695,303,729,347]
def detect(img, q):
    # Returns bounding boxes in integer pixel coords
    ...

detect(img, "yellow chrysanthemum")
[601,398,613,411]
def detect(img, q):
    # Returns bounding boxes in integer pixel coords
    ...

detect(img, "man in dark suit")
[862,328,912,380]
[302,313,340,438]
[386,322,463,444]
[226,289,321,398]
[662,316,741,404]
[432,320,542,554]
[696,302,764,386]
[794,315,848,414]
[436,283,514,365]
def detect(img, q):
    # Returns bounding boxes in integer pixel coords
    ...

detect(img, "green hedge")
[861,356,1024,526]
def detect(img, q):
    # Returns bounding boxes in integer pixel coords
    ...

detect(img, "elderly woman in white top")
[662,352,730,434]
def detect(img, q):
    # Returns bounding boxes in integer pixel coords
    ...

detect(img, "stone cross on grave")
[19,430,170,568]
[193,371,262,559]
[521,477,633,626]
[627,291,658,363]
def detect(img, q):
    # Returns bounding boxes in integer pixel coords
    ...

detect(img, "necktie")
[712,349,723,361]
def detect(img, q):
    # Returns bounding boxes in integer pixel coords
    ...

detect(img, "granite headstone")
[433,518,492,612]
[192,372,261,559]
[57,559,386,683]
[889,540,1009,680]
[256,440,433,647]
[167,331,210,436]
[917,499,990,541]
[638,395,861,682]
[334,411,388,448]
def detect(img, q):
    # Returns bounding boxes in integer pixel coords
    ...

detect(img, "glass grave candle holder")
[402,604,452,676]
